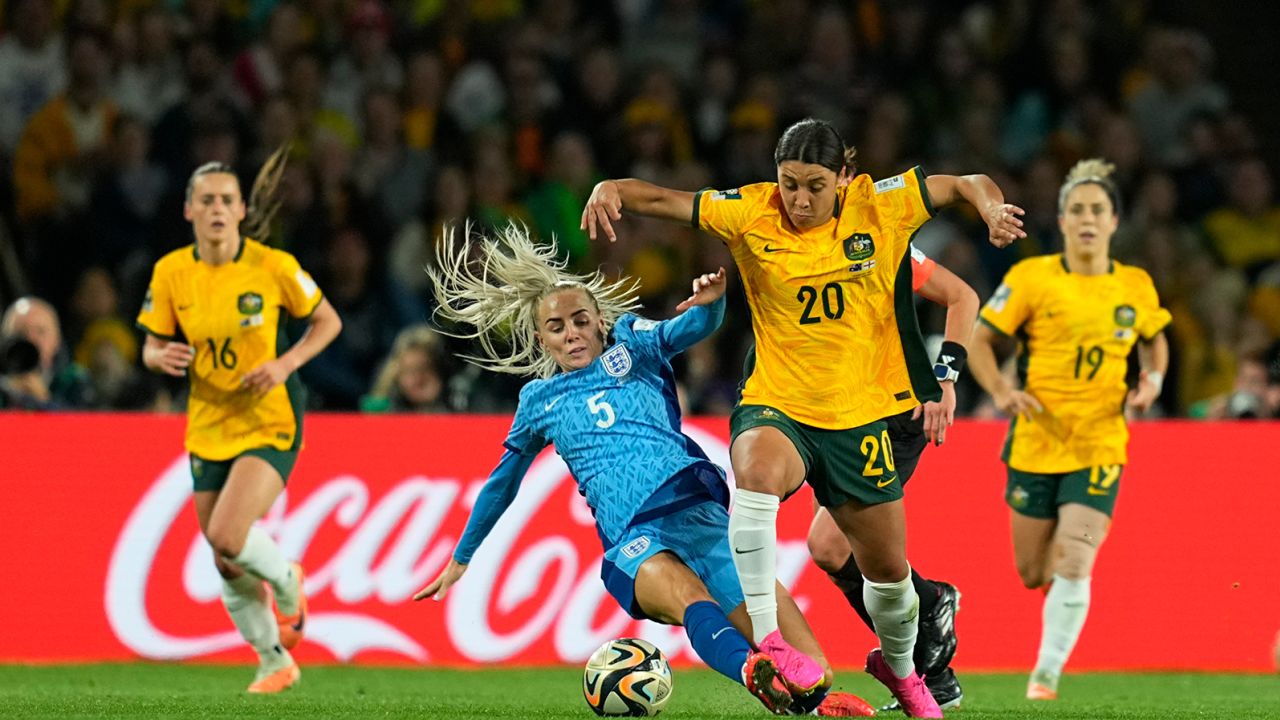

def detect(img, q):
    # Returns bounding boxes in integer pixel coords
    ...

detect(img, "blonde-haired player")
[968,159,1171,700]
[137,149,342,692]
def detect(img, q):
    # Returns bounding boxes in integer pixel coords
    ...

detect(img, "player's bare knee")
[1054,535,1098,580]
[806,527,847,574]
[204,526,246,559]
[213,555,240,580]
[1016,559,1045,589]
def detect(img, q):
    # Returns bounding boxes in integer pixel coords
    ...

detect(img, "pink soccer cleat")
[759,629,825,694]
[865,649,942,718]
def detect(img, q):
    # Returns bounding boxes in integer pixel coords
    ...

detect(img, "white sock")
[231,526,297,615]
[730,490,780,643]
[222,573,292,672]
[1035,574,1091,677]
[864,572,920,679]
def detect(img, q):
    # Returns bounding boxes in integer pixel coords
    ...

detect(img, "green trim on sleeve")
[913,166,936,217]
[296,292,324,320]
[978,315,1012,338]
[896,233,942,404]
[690,189,705,229]
[135,321,180,342]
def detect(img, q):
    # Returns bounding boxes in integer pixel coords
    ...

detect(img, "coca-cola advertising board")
[1,414,1276,670]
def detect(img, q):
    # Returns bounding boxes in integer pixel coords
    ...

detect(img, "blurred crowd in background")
[0,0,1278,419]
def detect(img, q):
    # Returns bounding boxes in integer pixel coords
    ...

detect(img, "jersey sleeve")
[452,448,537,564]
[273,251,324,318]
[979,262,1035,337]
[625,295,727,359]
[909,244,937,291]
[503,387,548,456]
[136,264,179,339]
[692,185,758,247]
[1132,270,1173,340]
[872,167,935,248]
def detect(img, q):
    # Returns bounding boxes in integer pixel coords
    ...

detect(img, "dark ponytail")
[242,143,291,242]
[773,118,857,176]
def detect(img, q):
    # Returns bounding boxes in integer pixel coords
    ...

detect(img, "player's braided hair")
[183,143,291,242]
[428,222,642,378]
[1057,157,1122,215]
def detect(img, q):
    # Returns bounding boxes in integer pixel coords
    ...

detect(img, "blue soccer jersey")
[454,296,726,563]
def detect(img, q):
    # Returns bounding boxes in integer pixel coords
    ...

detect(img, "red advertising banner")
[0,414,1276,670]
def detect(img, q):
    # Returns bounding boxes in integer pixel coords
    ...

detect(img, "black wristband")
[935,341,967,375]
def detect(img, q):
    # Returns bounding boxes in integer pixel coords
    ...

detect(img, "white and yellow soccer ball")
[582,638,673,716]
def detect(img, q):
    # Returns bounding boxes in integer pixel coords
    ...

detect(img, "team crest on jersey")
[632,318,658,332]
[843,233,875,261]
[238,292,264,315]
[621,536,651,559]
[1114,304,1136,327]
[601,345,632,377]
[711,188,741,201]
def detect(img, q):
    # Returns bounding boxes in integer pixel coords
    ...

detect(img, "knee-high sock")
[864,572,920,679]
[830,555,941,633]
[683,601,752,685]
[231,526,298,615]
[221,573,291,670]
[730,490,780,643]
[1035,574,1090,676]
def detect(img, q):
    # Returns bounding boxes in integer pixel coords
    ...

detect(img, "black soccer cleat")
[914,581,960,677]
[878,667,963,713]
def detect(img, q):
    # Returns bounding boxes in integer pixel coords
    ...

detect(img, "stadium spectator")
[0,0,66,161]
[1202,156,1280,279]
[0,295,90,409]
[361,324,454,413]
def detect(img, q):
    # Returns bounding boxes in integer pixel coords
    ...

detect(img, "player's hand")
[413,558,468,601]
[983,202,1027,248]
[155,342,195,377]
[241,357,293,396]
[580,180,623,242]
[994,388,1043,420]
[917,381,957,446]
[1126,371,1160,414]
[675,267,727,311]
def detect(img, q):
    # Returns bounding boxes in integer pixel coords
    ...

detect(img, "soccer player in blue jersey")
[413,225,873,717]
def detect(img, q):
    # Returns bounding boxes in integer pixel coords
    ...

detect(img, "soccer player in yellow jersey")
[583,117,1025,717]
[137,154,342,693]
[969,159,1171,701]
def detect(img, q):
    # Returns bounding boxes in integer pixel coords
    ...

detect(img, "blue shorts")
[600,499,745,623]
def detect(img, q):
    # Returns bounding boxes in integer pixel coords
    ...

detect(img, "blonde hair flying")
[428,223,641,378]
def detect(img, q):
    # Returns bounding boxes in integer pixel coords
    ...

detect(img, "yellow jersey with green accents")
[136,238,324,460]
[980,255,1172,472]
[693,167,941,429]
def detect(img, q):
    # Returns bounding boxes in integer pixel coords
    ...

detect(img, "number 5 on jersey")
[588,391,616,429]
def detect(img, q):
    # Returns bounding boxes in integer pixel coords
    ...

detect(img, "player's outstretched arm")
[925,174,1026,248]
[660,268,727,355]
[414,558,467,601]
[580,179,697,242]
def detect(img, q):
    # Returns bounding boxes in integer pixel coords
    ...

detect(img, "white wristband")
[1145,370,1164,395]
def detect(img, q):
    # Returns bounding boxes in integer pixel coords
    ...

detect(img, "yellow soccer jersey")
[980,255,1172,472]
[136,238,324,460]
[694,167,941,429]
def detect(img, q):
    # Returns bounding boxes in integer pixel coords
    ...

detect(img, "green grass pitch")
[1,664,1277,719]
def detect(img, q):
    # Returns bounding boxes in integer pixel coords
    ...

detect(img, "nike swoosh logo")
[710,627,730,641]
[1086,487,1109,496]
[876,477,896,488]
[544,395,564,411]
[733,546,764,555]
[763,245,782,253]
[178,305,193,311]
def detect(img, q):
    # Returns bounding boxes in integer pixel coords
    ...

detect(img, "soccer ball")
[582,638,673,716]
